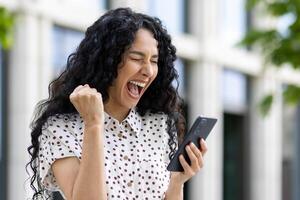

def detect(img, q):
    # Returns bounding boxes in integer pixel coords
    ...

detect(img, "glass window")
[174,58,186,98]
[100,0,110,10]
[52,26,84,76]
[222,69,248,113]
[223,111,251,200]
[282,102,300,200]
[222,69,250,200]
[218,0,247,47]
[146,0,186,34]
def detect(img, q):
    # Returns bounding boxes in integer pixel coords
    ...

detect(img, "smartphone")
[167,116,217,171]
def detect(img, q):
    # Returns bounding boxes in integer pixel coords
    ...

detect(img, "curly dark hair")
[27,7,185,199]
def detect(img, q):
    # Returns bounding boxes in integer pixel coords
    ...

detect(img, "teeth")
[129,81,146,88]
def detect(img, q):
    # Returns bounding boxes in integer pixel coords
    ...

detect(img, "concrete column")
[38,17,52,99]
[7,12,40,200]
[186,62,223,200]
[249,71,282,200]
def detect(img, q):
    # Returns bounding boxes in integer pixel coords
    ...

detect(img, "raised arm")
[52,84,107,200]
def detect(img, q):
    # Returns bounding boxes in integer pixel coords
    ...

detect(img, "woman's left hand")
[170,138,208,185]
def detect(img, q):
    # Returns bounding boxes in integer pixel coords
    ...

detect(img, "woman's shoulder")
[41,113,83,136]
[44,113,81,126]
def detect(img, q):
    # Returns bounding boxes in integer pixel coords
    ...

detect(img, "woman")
[27,7,207,200]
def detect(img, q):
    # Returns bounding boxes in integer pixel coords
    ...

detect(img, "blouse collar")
[104,108,142,136]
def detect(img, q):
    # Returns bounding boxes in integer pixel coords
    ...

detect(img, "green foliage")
[0,7,14,49]
[246,0,261,10]
[284,85,300,105]
[259,94,274,116]
[267,2,291,16]
[241,0,300,115]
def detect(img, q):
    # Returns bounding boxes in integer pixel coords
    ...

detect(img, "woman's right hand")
[69,84,104,127]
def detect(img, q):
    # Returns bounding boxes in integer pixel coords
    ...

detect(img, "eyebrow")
[128,50,158,59]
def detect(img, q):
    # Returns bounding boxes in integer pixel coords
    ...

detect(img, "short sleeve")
[38,114,82,191]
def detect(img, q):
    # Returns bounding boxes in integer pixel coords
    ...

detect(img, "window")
[222,69,248,113]
[218,0,247,47]
[282,103,300,200]
[174,58,186,98]
[222,69,250,200]
[146,0,187,34]
[100,0,110,10]
[52,26,84,76]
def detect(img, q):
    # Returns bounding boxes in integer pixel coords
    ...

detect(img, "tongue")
[127,82,139,96]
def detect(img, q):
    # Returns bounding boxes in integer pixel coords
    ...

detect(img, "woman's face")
[106,28,159,112]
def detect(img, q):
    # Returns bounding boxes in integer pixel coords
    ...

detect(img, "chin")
[123,96,141,109]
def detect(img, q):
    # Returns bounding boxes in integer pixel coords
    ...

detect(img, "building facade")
[0,0,299,199]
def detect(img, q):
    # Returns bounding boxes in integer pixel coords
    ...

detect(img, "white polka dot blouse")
[38,108,176,199]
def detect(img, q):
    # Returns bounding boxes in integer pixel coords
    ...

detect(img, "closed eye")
[130,57,157,64]
[131,57,143,62]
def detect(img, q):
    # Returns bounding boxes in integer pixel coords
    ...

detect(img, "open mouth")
[127,80,146,98]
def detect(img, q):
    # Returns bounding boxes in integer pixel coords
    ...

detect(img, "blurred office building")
[0,0,299,200]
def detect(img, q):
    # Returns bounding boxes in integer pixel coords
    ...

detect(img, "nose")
[141,61,154,77]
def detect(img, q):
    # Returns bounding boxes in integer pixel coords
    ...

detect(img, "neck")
[104,102,130,123]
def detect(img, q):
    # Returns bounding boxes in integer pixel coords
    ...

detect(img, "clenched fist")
[69,84,104,127]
